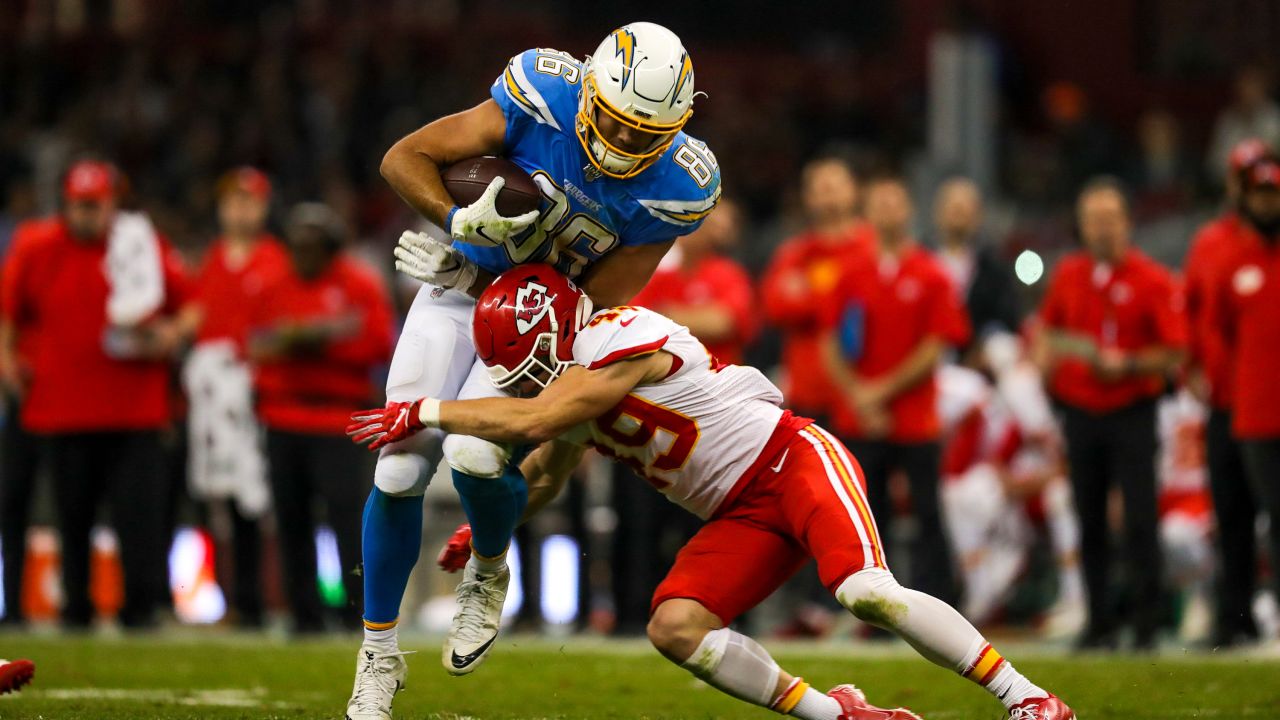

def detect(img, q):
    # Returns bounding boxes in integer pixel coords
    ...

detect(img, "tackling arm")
[348,351,673,450]
[519,439,586,523]
[436,356,663,444]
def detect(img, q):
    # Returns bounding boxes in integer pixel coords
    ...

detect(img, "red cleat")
[1008,693,1075,719]
[0,658,34,694]
[828,684,923,719]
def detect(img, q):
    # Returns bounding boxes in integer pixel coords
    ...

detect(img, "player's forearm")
[518,441,583,524]
[434,397,569,445]
[380,143,454,228]
[581,240,674,308]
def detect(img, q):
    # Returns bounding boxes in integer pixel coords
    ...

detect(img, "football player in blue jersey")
[345,22,721,720]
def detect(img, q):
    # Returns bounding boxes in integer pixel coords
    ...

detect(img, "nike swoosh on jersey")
[769,448,789,474]
[620,316,636,327]
[450,635,498,669]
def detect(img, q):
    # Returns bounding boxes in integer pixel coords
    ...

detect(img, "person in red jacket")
[0,160,189,629]
[761,156,876,422]
[1036,177,1187,651]
[249,202,393,633]
[182,167,289,628]
[1209,155,1280,624]
[821,176,971,604]
[0,217,48,626]
[1183,139,1270,647]
[632,198,756,365]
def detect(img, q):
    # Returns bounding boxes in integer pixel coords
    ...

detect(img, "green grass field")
[1,633,1277,719]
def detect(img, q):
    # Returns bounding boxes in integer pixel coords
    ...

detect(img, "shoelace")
[1008,706,1041,720]
[349,650,416,712]
[453,572,505,643]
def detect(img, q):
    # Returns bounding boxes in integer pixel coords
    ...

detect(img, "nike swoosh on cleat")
[450,636,498,669]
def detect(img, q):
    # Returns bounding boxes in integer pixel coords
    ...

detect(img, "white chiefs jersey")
[562,306,787,519]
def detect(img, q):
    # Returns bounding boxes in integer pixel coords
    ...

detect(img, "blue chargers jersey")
[456,48,722,280]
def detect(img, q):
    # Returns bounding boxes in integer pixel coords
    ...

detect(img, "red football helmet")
[473,264,594,390]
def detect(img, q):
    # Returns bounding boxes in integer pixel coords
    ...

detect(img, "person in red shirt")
[1183,139,1270,647]
[632,198,756,365]
[0,159,189,629]
[0,216,50,626]
[761,156,876,422]
[249,202,393,633]
[821,176,971,603]
[1209,155,1280,622]
[1035,176,1187,651]
[181,167,289,629]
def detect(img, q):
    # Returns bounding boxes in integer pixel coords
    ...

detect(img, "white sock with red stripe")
[836,569,1045,711]
[959,638,1045,710]
[785,683,842,720]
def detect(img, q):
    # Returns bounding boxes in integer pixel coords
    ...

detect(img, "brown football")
[442,156,541,217]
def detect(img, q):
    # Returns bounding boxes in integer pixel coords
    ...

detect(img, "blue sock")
[452,465,528,559]
[361,487,423,626]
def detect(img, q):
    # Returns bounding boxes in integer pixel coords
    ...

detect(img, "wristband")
[418,397,442,429]
[445,206,460,236]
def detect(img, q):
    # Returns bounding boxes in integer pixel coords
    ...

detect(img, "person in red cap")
[0,159,190,629]
[248,202,393,633]
[178,166,289,629]
[1183,139,1271,646]
[1208,154,1280,626]
[1035,176,1187,651]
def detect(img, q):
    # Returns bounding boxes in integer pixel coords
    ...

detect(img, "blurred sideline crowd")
[0,1,1279,652]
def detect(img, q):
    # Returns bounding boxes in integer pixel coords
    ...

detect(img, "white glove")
[394,231,479,294]
[447,176,540,246]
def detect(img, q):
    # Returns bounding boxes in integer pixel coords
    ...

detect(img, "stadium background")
[2,1,1280,717]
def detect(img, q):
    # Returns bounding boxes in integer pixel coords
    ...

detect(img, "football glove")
[347,399,426,451]
[447,176,540,247]
[437,523,473,573]
[394,231,479,294]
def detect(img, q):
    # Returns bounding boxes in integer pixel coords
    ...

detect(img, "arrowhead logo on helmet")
[515,281,551,335]
[473,264,594,390]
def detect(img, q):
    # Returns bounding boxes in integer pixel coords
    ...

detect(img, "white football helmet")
[577,22,696,179]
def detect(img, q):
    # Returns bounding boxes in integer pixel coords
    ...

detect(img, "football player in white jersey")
[349,265,1075,720]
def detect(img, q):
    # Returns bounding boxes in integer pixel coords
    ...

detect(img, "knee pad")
[836,568,907,628]
[443,434,509,479]
[374,450,433,497]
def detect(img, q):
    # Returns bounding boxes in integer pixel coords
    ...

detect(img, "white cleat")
[345,644,413,720]
[442,558,509,676]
